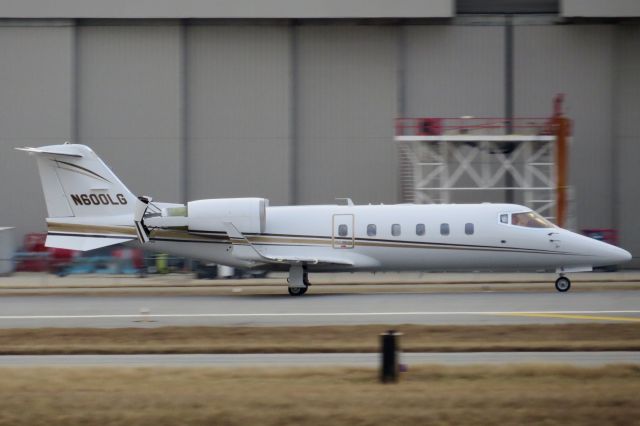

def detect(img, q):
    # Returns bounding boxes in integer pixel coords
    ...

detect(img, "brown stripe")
[47,222,136,237]
[46,222,570,256]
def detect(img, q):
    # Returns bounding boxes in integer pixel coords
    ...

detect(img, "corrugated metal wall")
[77,23,183,202]
[515,25,615,231]
[405,25,504,117]
[404,25,506,204]
[187,24,291,204]
[0,22,73,236]
[0,19,638,264]
[614,25,640,260]
[295,25,397,205]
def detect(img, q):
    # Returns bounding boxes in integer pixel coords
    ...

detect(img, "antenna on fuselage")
[335,198,354,206]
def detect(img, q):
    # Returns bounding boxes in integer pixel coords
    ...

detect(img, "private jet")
[17,143,632,295]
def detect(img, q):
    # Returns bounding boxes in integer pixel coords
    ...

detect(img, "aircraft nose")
[614,246,632,263]
[598,243,632,265]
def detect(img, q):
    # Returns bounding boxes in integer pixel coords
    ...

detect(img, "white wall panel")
[0,24,73,237]
[515,25,615,230]
[296,25,397,205]
[187,25,291,204]
[77,23,183,202]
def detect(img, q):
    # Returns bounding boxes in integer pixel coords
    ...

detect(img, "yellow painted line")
[497,312,640,322]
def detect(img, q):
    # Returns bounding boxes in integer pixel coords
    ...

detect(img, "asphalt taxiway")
[0,352,638,367]
[0,290,638,328]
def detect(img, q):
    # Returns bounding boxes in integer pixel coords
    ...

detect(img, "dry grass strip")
[0,365,639,426]
[1,323,639,355]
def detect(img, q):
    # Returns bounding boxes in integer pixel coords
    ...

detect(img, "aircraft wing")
[222,222,353,266]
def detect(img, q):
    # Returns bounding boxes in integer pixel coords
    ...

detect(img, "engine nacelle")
[187,198,267,234]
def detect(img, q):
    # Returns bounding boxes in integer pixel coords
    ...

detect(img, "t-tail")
[16,143,140,250]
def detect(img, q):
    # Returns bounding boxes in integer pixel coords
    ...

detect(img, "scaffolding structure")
[395,97,572,227]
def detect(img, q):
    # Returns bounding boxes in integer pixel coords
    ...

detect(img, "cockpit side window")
[511,211,555,228]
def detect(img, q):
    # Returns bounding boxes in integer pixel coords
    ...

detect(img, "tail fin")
[16,144,136,218]
[17,144,138,251]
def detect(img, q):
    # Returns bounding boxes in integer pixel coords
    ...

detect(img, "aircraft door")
[332,214,354,249]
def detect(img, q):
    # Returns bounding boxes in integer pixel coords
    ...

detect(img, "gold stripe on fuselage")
[47,223,567,255]
[47,222,137,237]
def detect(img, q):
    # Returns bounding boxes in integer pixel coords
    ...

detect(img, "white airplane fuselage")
[136,203,629,272]
[19,143,632,295]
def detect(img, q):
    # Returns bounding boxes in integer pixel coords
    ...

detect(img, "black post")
[380,330,401,383]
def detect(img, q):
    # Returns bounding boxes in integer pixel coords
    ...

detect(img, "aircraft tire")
[555,276,571,292]
[288,286,308,296]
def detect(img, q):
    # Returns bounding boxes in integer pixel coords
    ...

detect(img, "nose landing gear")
[555,275,571,292]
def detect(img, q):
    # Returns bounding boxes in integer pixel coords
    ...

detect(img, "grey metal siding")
[562,0,640,17]
[0,0,454,19]
[77,23,183,203]
[0,23,73,237]
[405,25,504,117]
[186,24,291,204]
[404,25,506,204]
[514,25,615,231]
[296,25,397,205]
[614,25,640,262]
[0,18,637,266]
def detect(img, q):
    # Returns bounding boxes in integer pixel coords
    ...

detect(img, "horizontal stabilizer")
[46,234,134,251]
[15,146,83,158]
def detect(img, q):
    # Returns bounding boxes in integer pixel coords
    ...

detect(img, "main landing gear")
[287,264,310,296]
[555,275,571,292]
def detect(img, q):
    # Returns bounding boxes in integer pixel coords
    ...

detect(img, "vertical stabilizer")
[16,144,136,218]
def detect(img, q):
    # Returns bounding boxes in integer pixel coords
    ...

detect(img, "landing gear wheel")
[555,276,571,292]
[288,286,308,296]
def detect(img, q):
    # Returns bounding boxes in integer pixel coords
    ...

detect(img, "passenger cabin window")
[338,224,348,237]
[367,224,377,237]
[511,211,554,228]
[391,224,401,236]
[416,223,425,236]
[465,223,474,235]
[440,223,450,236]
[500,214,509,224]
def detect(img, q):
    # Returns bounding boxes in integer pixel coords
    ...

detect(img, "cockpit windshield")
[511,211,555,228]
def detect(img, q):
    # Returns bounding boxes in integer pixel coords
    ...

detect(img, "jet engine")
[187,198,267,234]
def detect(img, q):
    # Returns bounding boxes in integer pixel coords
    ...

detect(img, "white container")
[217,264,235,279]
[0,227,16,275]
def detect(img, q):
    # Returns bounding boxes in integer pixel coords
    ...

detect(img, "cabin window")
[416,223,425,236]
[440,223,450,236]
[367,224,377,237]
[338,224,348,237]
[511,211,554,228]
[500,214,508,224]
[465,223,474,235]
[391,224,401,236]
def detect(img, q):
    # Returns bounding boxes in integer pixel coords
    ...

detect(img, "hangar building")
[0,0,638,265]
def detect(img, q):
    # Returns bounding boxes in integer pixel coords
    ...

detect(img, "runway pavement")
[0,290,638,328]
[0,352,638,367]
